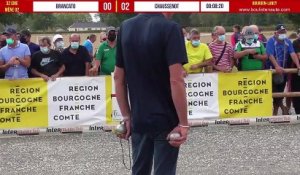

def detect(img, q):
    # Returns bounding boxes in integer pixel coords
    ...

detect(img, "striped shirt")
[209,42,233,71]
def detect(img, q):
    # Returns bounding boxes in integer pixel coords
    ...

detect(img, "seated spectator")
[234,26,267,71]
[231,24,241,48]
[0,28,31,79]
[31,37,65,81]
[90,27,117,76]
[20,29,40,55]
[83,34,96,59]
[266,24,300,115]
[209,26,234,72]
[183,28,212,75]
[52,34,65,53]
[61,34,91,76]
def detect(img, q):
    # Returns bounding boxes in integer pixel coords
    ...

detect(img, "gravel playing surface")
[1,124,300,175]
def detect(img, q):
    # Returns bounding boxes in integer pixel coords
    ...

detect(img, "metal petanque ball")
[169,132,181,141]
[114,121,127,135]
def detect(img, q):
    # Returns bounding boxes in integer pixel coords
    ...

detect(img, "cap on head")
[243,27,254,39]
[275,24,286,31]
[52,34,63,43]
[107,26,116,33]
[5,28,17,35]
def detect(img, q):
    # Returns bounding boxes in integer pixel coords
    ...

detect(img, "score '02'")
[121,2,130,11]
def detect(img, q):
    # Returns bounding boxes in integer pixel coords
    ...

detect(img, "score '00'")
[103,2,130,11]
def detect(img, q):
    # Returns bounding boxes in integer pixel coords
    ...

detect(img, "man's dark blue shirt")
[116,14,187,133]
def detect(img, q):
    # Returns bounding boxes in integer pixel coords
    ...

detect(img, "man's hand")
[275,66,284,74]
[89,67,98,76]
[190,64,198,70]
[7,57,17,66]
[247,49,257,55]
[117,119,131,140]
[167,125,189,147]
[51,74,59,81]
[41,74,50,81]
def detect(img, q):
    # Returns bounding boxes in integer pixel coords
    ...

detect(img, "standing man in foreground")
[114,13,189,175]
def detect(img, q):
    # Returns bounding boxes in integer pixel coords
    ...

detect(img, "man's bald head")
[70,33,80,43]
[249,25,259,34]
[213,26,226,34]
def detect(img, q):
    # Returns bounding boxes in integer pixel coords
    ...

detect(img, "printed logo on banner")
[185,74,219,119]
[0,79,48,129]
[218,71,272,118]
[47,77,106,127]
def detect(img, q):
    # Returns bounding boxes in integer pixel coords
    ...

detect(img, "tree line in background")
[0,14,92,31]
[0,14,299,32]
[98,14,300,30]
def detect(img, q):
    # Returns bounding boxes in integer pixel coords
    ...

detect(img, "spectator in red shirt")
[209,26,234,72]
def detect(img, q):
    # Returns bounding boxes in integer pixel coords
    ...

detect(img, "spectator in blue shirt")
[266,24,300,115]
[0,28,31,79]
[83,34,96,59]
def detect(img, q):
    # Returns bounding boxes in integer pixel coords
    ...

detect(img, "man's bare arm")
[114,66,131,118]
[169,63,188,126]
[290,52,300,68]
[19,55,31,68]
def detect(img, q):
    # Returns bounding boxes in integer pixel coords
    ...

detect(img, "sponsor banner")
[0,78,48,129]
[2,0,300,13]
[218,71,272,119]
[185,74,219,119]
[47,77,106,127]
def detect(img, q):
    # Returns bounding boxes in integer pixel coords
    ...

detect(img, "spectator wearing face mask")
[89,26,117,76]
[234,26,267,71]
[52,34,65,53]
[266,24,300,115]
[31,37,65,81]
[20,29,40,55]
[183,28,212,75]
[209,26,234,73]
[61,34,91,76]
[0,28,31,79]
[83,34,97,59]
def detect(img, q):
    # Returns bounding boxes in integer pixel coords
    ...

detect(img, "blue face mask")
[218,35,226,42]
[254,34,259,40]
[191,40,200,47]
[40,47,49,54]
[246,39,254,45]
[71,42,79,49]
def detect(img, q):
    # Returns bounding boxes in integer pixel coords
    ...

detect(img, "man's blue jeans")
[131,131,179,175]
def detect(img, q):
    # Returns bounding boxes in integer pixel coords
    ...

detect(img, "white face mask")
[278,34,287,40]
[56,41,64,48]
